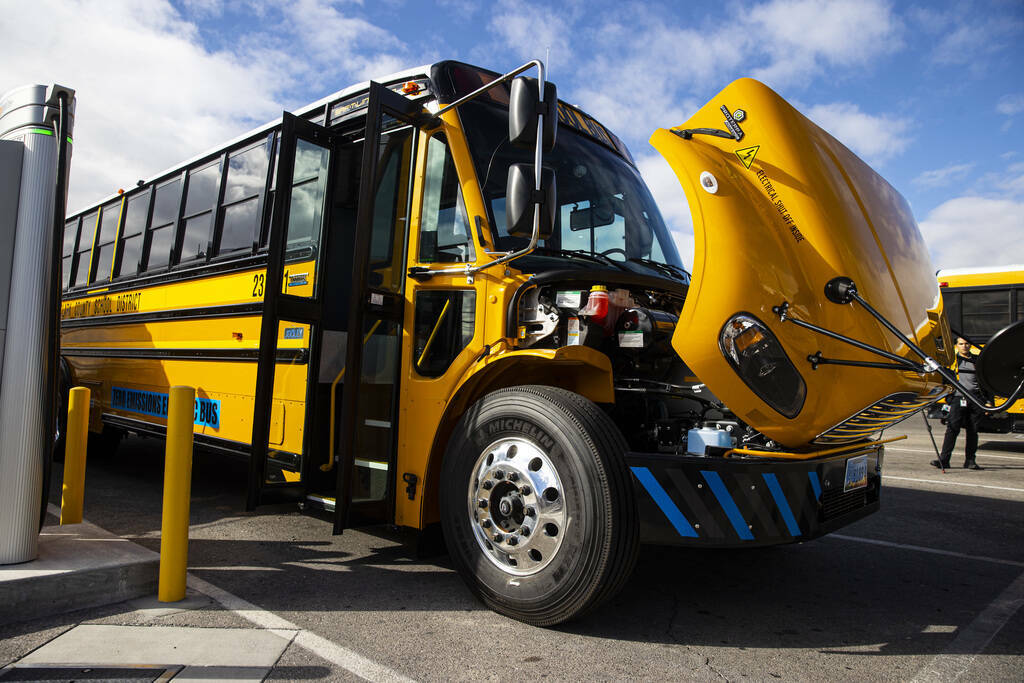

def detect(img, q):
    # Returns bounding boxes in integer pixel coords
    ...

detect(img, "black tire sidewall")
[441,388,613,620]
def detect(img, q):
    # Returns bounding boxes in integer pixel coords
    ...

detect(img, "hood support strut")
[773,277,1024,414]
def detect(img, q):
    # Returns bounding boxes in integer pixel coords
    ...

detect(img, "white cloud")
[744,0,902,86]
[0,0,295,211]
[804,102,910,166]
[912,163,974,188]
[0,0,416,212]
[636,153,695,267]
[931,17,1023,67]
[997,94,1024,117]
[919,196,1024,270]
[486,0,579,70]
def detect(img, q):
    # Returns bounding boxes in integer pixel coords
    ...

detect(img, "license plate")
[844,454,868,492]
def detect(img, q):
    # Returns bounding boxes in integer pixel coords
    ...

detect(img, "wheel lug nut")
[482,480,493,490]
[508,536,518,546]
[482,519,492,529]
[520,526,530,536]
[520,485,531,495]
[493,533,504,543]
[508,472,519,482]
[479,499,488,508]
[493,470,504,479]
[525,507,535,517]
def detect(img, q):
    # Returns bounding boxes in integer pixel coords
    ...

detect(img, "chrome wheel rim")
[468,437,567,576]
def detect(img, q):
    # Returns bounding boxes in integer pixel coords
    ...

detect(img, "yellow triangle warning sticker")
[735,145,760,169]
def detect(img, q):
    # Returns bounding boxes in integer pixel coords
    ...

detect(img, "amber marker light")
[402,81,421,95]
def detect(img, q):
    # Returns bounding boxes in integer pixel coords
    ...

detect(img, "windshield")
[459,100,686,278]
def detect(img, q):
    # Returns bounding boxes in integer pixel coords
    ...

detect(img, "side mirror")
[509,77,557,152]
[506,163,556,239]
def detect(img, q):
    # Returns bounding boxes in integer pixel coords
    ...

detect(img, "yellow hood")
[652,78,950,448]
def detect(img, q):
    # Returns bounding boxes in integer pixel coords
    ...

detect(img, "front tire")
[441,385,637,626]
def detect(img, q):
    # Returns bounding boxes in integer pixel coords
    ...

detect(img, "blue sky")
[3,0,1022,270]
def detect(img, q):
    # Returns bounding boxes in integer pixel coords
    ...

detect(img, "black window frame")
[142,175,184,274]
[71,209,99,289]
[175,158,225,266]
[212,134,273,260]
[61,216,81,291]
[113,187,153,280]
[89,197,124,285]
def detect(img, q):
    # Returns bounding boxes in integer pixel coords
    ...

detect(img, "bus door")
[333,85,421,533]
[247,112,345,509]
[247,87,421,523]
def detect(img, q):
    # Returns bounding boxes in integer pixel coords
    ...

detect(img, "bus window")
[144,178,181,272]
[72,210,98,287]
[62,217,79,290]
[413,290,475,377]
[942,291,961,335]
[418,134,473,264]
[962,289,1010,339]
[90,199,123,284]
[218,139,270,256]
[179,161,222,263]
[115,189,150,278]
[369,129,413,293]
[1016,287,1023,323]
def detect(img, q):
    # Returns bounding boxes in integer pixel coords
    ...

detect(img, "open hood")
[652,78,950,449]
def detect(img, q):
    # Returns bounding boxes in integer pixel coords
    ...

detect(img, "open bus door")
[248,86,421,531]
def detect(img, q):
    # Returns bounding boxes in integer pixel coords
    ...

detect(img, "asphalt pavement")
[1,417,1022,681]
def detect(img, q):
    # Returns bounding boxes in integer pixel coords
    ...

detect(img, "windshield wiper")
[532,247,631,271]
[627,257,691,282]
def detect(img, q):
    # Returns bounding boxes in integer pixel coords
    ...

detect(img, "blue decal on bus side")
[762,473,801,537]
[630,467,699,538]
[700,470,755,541]
[807,471,822,501]
[112,386,220,429]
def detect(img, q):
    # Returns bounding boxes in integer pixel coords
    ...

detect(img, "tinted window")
[151,179,181,227]
[145,179,181,272]
[73,210,98,287]
[115,190,150,277]
[218,141,269,256]
[184,162,221,216]
[223,143,269,203]
[96,199,121,244]
[418,134,473,264]
[962,289,1010,339]
[414,290,475,377]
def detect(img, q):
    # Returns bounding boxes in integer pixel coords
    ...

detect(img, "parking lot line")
[829,534,1024,568]
[911,569,1024,682]
[883,475,1024,493]
[886,446,1024,461]
[187,574,416,683]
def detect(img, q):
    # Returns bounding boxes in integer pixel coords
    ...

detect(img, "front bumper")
[627,444,882,547]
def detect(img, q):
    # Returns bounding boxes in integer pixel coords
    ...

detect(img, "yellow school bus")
[932,265,1024,432]
[60,60,964,625]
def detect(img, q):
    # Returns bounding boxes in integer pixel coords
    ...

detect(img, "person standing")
[932,337,986,470]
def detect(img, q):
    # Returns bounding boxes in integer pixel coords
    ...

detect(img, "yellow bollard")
[158,386,195,602]
[60,387,91,525]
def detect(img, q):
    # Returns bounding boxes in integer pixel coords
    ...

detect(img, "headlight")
[719,313,806,418]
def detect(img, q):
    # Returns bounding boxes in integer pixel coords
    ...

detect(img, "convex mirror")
[509,76,557,152]
[506,163,555,238]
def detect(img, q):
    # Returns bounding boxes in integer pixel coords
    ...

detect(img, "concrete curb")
[0,515,158,625]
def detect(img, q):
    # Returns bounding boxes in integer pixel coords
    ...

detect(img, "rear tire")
[441,385,637,626]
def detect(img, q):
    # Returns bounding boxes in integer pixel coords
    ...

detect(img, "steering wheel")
[598,248,627,259]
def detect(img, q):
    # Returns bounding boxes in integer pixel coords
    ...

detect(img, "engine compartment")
[514,280,771,455]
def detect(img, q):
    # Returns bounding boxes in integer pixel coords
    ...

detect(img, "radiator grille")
[821,486,869,521]
[814,391,947,445]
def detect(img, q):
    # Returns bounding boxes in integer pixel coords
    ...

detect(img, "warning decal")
[735,145,760,169]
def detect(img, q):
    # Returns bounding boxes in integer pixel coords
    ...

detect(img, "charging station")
[0,83,75,564]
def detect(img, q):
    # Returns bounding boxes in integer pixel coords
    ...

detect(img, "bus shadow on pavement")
[564,486,1023,656]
